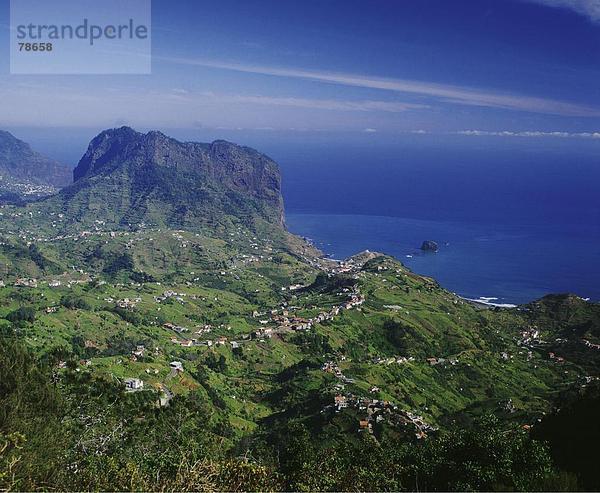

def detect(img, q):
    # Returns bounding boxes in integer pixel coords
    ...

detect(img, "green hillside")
[0,129,598,491]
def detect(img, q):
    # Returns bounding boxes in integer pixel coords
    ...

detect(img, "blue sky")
[1,0,600,141]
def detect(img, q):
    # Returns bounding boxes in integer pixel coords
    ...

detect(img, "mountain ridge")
[53,127,285,231]
[0,130,72,200]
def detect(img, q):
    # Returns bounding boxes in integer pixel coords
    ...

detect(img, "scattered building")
[124,378,144,391]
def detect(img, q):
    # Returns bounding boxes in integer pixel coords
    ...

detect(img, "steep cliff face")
[0,130,71,195]
[60,127,285,229]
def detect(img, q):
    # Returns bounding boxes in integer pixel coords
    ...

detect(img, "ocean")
[286,213,600,305]
[271,136,600,305]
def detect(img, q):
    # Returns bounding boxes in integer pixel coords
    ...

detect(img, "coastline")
[461,296,518,309]
[287,212,599,305]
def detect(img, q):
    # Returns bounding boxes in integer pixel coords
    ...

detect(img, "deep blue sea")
[286,213,600,305]
[270,136,600,305]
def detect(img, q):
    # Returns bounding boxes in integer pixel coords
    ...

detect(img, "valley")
[0,128,598,491]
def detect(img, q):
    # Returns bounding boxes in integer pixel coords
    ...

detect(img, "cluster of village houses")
[516,326,569,363]
[518,326,542,346]
[322,360,355,384]
[166,284,366,350]
[116,297,142,309]
[372,356,416,365]
[154,290,187,303]
[321,353,460,436]
[0,180,58,197]
[515,325,600,365]
[331,392,436,439]
[124,345,185,392]
[12,276,92,289]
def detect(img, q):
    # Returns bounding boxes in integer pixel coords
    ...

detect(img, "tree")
[532,383,600,491]
[5,307,35,324]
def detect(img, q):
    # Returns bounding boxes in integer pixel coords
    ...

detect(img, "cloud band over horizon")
[156,56,600,118]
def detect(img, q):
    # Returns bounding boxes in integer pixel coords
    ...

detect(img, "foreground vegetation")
[0,193,598,490]
[3,333,598,491]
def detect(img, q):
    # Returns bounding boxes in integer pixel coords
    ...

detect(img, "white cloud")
[454,129,600,138]
[155,56,600,117]
[522,0,600,22]
[363,128,377,133]
[0,81,422,129]
[195,93,427,113]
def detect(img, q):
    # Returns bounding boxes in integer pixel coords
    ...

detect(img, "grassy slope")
[0,203,598,445]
